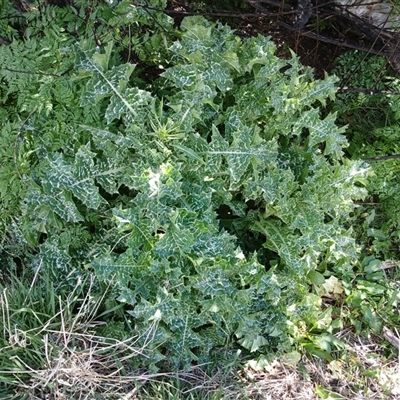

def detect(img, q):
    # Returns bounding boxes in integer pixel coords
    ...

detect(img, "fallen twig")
[383,326,400,350]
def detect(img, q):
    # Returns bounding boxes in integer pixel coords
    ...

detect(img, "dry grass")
[6,329,398,400]
[0,275,157,399]
[1,276,399,400]
[238,328,399,400]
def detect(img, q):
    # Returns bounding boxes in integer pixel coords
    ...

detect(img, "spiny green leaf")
[80,63,136,105]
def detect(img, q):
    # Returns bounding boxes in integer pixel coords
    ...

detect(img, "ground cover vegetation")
[0,0,399,398]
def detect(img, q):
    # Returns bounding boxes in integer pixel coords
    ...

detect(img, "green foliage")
[3,0,396,381]
[327,51,400,343]
[0,0,176,269]
[332,52,400,260]
[0,0,21,43]
[332,51,392,155]
[1,10,369,370]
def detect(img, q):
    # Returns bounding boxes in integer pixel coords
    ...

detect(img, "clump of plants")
[1,0,400,398]
[1,0,371,372]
